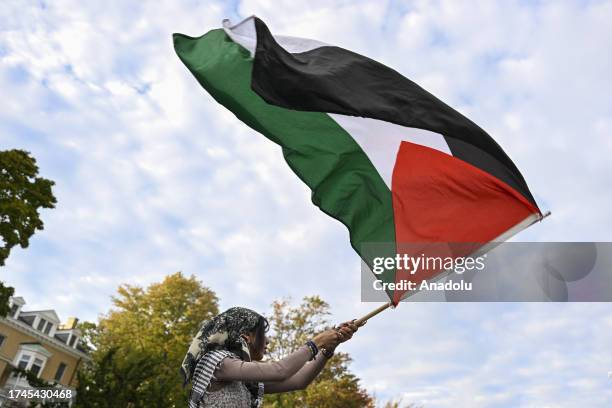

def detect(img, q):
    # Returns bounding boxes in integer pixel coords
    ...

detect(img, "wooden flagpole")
[354,301,393,326]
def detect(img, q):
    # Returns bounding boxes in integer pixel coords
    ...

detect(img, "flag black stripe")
[251,18,538,207]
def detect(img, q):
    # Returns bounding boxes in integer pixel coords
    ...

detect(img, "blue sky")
[2,0,612,406]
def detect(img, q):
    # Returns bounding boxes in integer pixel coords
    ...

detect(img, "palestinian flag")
[174,16,542,303]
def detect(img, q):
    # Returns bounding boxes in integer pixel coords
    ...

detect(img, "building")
[0,295,91,406]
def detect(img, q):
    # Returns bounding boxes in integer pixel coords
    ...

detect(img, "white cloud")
[1,0,612,406]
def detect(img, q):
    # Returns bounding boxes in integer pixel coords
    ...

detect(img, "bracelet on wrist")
[305,340,318,360]
[320,347,334,359]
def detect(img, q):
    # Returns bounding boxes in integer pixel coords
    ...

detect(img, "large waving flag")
[174,16,542,304]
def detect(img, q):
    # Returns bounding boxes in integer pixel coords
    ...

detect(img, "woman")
[180,307,360,407]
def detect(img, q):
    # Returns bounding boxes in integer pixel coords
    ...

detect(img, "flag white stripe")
[223,16,327,56]
[329,114,452,188]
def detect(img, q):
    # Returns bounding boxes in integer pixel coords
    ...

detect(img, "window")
[37,318,47,331]
[30,358,44,377]
[12,348,49,382]
[54,363,67,382]
[0,334,5,348]
[10,304,19,317]
[68,335,77,347]
[17,354,31,370]
[44,322,53,335]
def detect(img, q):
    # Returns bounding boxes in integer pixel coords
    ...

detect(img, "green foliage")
[11,366,54,388]
[0,149,56,266]
[76,347,160,408]
[74,272,219,407]
[74,274,411,407]
[264,296,375,408]
[76,320,98,354]
[0,149,56,317]
[9,367,69,407]
[0,281,15,317]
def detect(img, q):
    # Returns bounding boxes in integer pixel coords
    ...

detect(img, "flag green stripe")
[173,29,396,283]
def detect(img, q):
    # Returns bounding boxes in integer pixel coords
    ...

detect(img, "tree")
[76,347,160,408]
[0,281,14,317]
[264,296,375,408]
[75,272,219,407]
[0,149,56,316]
[76,273,409,406]
[0,149,56,266]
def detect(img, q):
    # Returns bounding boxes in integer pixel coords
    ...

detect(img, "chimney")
[60,317,79,330]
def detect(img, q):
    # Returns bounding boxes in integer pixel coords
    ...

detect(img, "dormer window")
[43,321,53,335]
[36,318,47,331]
[68,335,77,347]
[7,296,25,319]
[10,304,19,318]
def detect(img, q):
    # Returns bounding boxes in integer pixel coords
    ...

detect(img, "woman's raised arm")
[214,345,312,382]
[264,321,359,393]
[263,351,329,393]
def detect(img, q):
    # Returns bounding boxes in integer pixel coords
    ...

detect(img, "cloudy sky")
[2,0,612,406]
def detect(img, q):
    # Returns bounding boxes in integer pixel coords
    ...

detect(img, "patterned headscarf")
[180,307,265,403]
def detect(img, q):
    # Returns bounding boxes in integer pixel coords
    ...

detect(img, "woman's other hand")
[312,329,341,350]
[335,320,359,343]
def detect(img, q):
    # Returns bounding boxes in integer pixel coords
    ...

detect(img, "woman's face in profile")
[246,331,269,361]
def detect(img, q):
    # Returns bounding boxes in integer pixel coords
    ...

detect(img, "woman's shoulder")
[206,349,238,358]
[202,349,240,367]
[190,350,241,401]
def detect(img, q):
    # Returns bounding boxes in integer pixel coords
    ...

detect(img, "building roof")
[1,317,90,361]
[18,315,35,326]
[4,296,90,361]
[18,309,61,323]
[19,342,53,358]
[10,296,26,305]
